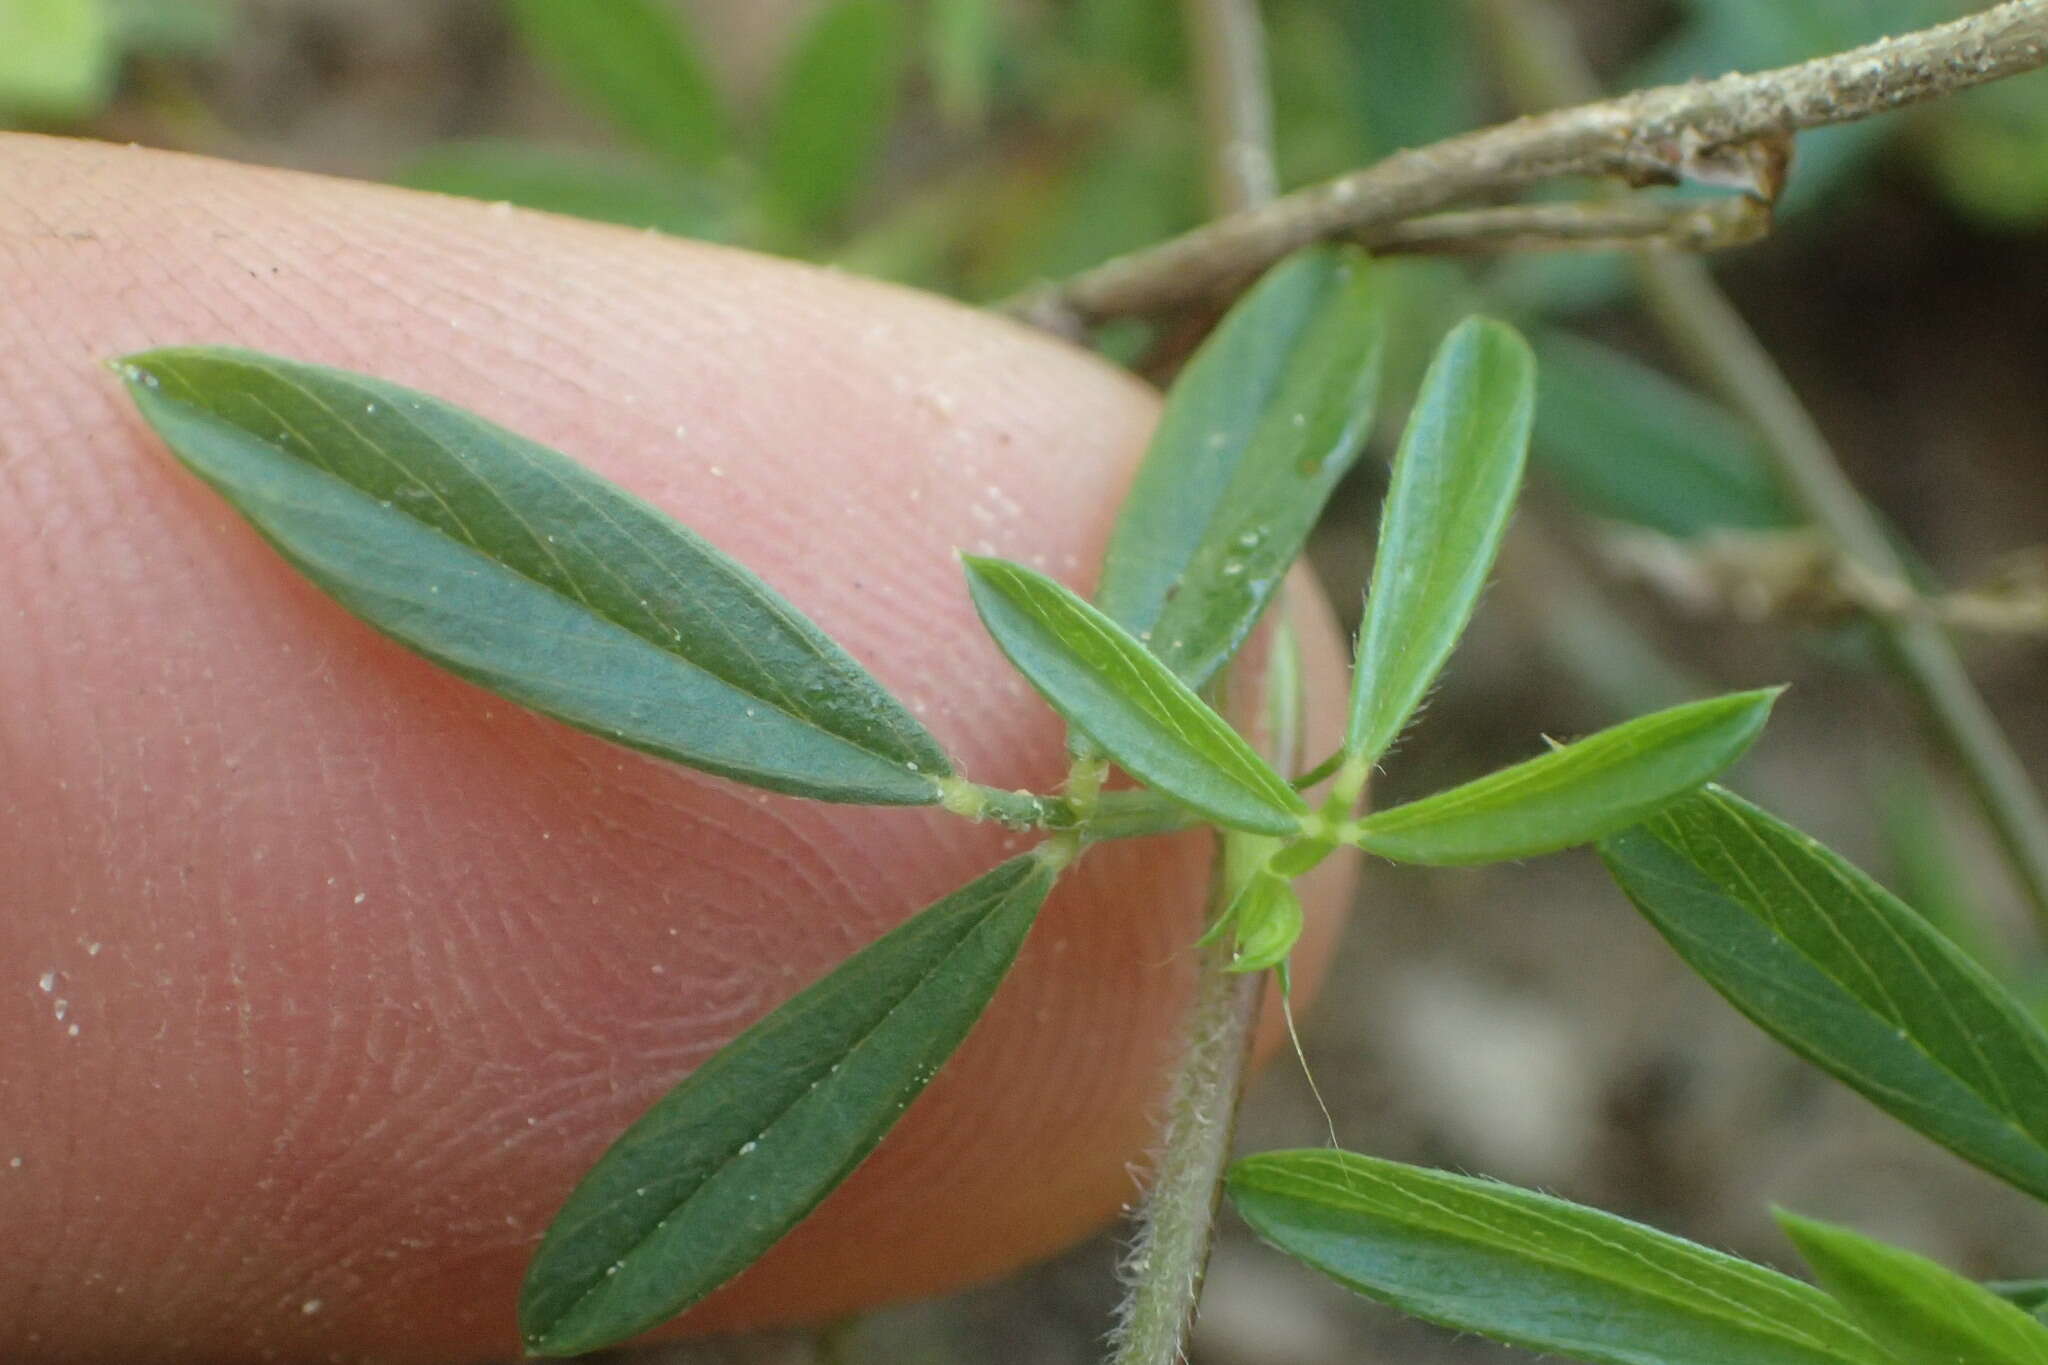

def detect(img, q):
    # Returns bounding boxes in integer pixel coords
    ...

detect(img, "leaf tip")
[108,352,164,391]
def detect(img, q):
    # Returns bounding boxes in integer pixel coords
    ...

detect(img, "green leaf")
[520,852,1059,1356]
[1351,690,1777,866]
[1531,332,1792,539]
[507,0,729,169]
[393,140,732,239]
[1345,317,1535,769]
[0,0,112,117]
[964,557,1307,837]
[1095,246,1387,690]
[763,0,903,231]
[1601,786,2048,1205]
[1229,1149,1890,1365]
[1224,873,1304,974]
[1779,1211,2048,1365]
[118,348,948,805]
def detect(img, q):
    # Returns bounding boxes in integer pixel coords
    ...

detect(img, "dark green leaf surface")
[764,0,903,230]
[965,557,1307,836]
[1095,246,1387,689]
[119,348,948,804]
[1346,317,1534,769]
[508,0,729,169]
[1230,1149,1888,1365]
[1780,1211,2048,1365]
[1351,690,1776,866]
[1531,332,1791,539]
[520,852,1058,1356]
[1602,787,2048,1204]
[1337,0,1474,159]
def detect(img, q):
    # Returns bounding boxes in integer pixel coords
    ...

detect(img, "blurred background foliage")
[9,1,2047,1360]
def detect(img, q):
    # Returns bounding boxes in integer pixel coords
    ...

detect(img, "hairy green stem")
[1484,0,2048,928]
[1106,866,1264,1365]
[1106,5,1280,1363]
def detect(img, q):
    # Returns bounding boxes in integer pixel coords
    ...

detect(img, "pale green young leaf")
[118,348,948,805]
[507,0,729,170]
[1095,246,1387,689]
[1601,787,2048,1204]
[1346,317,1535,769]
[1230,1149,1890,1365]
[764,0,903,230]
[1350,690,1777,866]
[964,557,1307,836]
[520,852,1059,1356]
[1225,874,1304,974]
[1779,1211,2048,1365]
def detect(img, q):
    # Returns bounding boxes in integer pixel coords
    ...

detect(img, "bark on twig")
[1009,0,2048,326]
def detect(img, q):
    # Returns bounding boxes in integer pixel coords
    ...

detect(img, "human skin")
[0,135,1356,1364]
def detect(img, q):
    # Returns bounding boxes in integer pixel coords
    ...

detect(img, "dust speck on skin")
[300,1299,323,1316]
[9,1157,22,1169]
[36,970,55,993]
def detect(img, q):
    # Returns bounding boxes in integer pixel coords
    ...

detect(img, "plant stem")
[1007,0,2048,328]
[1180,0,1278,214]
[1106,867,1264,1365]
[1105,6,1279,1363]
[1484,0,2048,927]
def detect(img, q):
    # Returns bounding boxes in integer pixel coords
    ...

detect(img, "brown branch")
[1362,195,1774,256]
[1008,0,2048,326]
[1480,0,2048,926]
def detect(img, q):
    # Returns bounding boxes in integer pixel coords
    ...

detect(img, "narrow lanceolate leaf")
[764,0,903,229]
[520,853,1059,1357]
[1346,317,1534,769]
[1229,1150,1890,1365]
[508,0,729,169]
[1779,1211,2048,1365]
[1350,690,1777,866]
[1095,246,1387,689]
[119,348,948,805]
[964,557,1307,836]
[1602,787,2048,1205]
